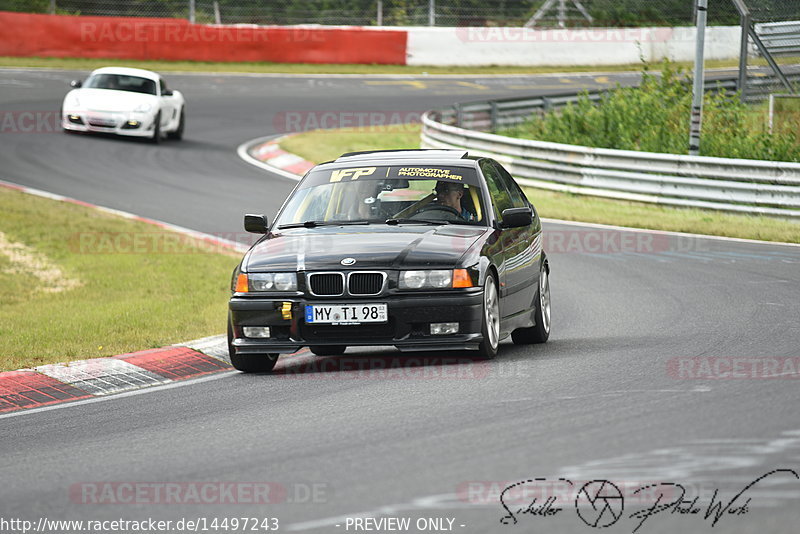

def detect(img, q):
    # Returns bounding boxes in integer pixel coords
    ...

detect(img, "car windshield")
[84,74,157,95]
[275,165,487,228]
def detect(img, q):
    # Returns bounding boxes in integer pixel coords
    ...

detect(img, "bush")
[501,61,800,162]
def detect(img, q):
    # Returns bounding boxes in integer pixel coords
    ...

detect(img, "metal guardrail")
[421,76,800,218]
[756,21,800,56]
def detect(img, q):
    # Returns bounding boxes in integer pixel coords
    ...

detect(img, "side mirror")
[501,207,533,228]
[244,214,269,234]
[70,80,82,88]
[163,89,173,96]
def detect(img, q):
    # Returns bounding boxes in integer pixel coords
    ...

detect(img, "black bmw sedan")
[227,149,550,372]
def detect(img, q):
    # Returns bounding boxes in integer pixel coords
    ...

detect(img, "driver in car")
[411,181,473,222]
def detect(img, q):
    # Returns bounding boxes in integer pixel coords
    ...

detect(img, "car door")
[479,159,519,319]
[493,160,541,316]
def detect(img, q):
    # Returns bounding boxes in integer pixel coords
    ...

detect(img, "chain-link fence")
[0,0,756,27]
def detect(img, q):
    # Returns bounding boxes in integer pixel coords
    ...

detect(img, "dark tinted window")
[480,160,513,218]
[84,74,157,95]
[493,162,528,209]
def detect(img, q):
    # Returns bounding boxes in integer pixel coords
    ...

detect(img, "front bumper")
[229,290,484,355]
[62,111,155,137]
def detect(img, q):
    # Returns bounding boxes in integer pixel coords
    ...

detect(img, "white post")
[49,0,56,15]
[689,0,708,156]
[189,0,196,24]
[429,0,435,26]
[377,0,383,26]
[213,1,220,24]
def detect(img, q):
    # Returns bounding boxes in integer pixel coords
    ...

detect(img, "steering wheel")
[412,203,464,222]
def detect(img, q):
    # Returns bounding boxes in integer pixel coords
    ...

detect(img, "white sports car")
[62,67,185,143]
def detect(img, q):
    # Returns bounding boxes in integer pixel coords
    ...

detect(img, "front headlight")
[134,102,152,113]
[235,273,297,293]
[399,269,473,289]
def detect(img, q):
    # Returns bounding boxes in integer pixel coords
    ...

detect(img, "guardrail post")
[455,104,463,128]
[490,101,498,132]
[542,97,551,116]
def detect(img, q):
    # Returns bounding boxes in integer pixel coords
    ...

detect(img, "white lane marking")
[541,218,800,249]
[236,135,303,181]
[0,179,249,253]
[0,370,238,420]
[556,386,711,400]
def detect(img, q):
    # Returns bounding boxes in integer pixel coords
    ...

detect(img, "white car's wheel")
[168,107,185,140]
[150,111,161,144]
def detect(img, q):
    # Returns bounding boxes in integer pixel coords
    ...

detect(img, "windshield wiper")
[277,219,371,230]
[385,218,451,225]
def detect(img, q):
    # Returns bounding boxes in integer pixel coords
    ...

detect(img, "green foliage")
[501,61,800,162]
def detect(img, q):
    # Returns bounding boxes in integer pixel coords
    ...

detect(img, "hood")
[245,225,488,272]
[72,88,157,112]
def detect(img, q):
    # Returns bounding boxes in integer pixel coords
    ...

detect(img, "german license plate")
[305,304,387,325]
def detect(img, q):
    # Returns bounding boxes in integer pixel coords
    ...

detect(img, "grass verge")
[0,55,749,75]
[0,187,238,371]
[279,125,800,244]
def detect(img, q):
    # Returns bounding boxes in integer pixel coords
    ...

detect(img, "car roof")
[89,67,161,81]
[318,149,480,169]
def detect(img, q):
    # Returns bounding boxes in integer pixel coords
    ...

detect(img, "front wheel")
[475,273,500,360]
[227,318,278,372]
[511,262,550,344]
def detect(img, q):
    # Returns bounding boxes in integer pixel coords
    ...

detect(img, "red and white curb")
[0,181,247,414]
[0,339,232,414]
[237,135,315,181]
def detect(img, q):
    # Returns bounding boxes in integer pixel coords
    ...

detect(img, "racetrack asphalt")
[1,68,799,534]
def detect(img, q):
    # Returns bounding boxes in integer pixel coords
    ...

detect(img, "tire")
[475,273,500,360]
[168,108,184,140]
[310,345,347,356]
[511,262,550,345]
[227,317,278,373]
[150,111,161,144]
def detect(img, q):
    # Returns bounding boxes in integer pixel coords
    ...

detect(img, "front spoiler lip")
[231,334,483,355]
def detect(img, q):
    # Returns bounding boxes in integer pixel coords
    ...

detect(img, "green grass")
[0,55,749,75]
[0,188,238,371]
[280,125,800,244]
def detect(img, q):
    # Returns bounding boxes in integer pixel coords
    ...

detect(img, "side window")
[494,162,528,209]
[480,160,513,219]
